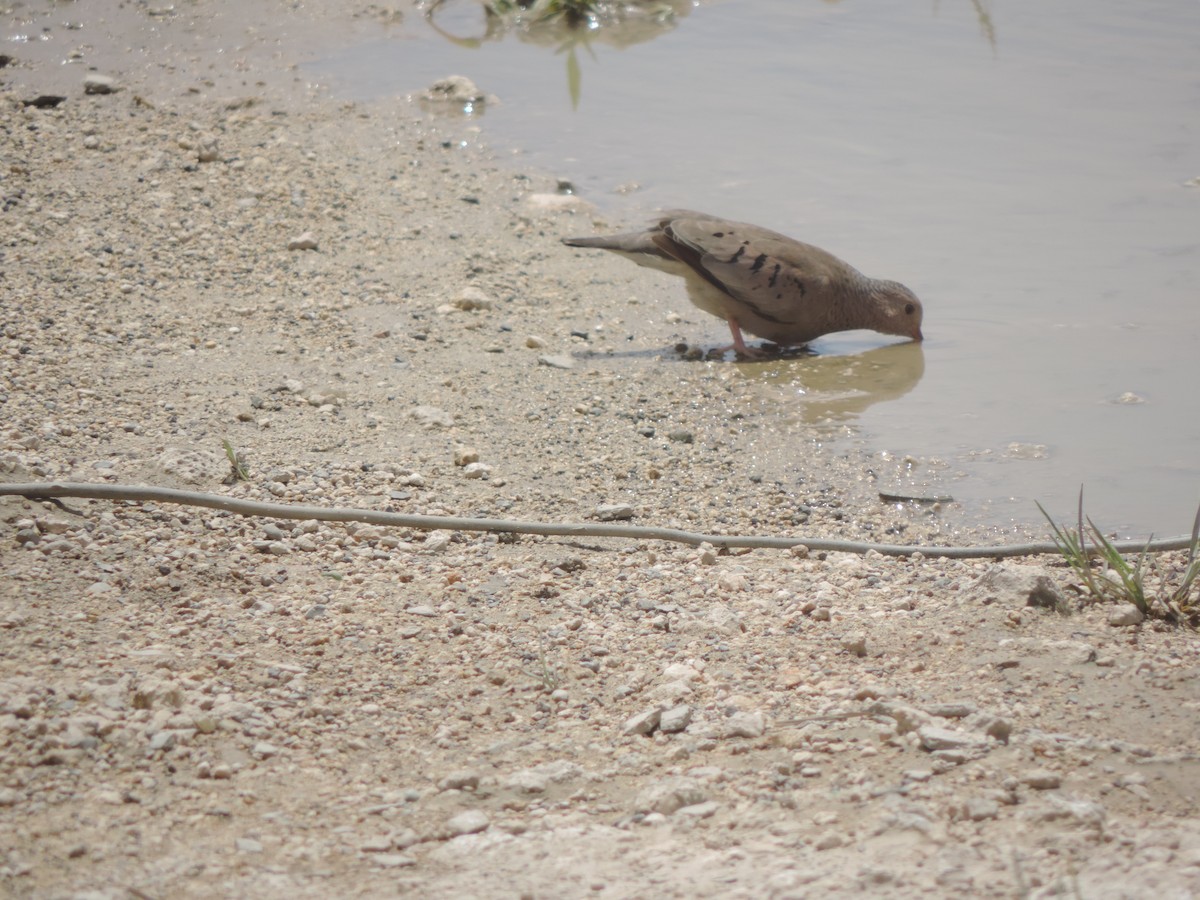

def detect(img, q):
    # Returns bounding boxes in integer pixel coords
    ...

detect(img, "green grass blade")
[566,44,582,109]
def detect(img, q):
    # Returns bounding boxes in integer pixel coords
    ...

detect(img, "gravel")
[1,2,1199,898]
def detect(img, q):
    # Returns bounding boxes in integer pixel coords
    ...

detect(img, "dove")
[562,210,923,356]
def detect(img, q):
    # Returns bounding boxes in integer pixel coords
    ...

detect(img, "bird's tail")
[561,235,617,248]
[561,232,665,257]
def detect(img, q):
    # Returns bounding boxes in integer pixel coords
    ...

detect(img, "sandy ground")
[2,2,1199,897]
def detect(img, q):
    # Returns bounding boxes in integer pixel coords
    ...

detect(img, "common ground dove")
[562,210,924,356]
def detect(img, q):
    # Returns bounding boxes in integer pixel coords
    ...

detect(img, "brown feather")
[563,211,924,350]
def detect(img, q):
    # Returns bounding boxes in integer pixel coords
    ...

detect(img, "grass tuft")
[221,439,250,483]
[517,625,561,693]
[1037,488,1200,626]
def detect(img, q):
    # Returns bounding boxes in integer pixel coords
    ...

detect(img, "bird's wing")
[659,215,840,327]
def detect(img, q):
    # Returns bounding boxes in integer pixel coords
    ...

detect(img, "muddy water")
[312,0,1200,536]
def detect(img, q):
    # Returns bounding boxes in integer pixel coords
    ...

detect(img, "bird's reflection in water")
[737,338,925,424]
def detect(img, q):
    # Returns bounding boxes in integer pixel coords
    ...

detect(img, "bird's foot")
[723,319,772,360]
[701,342,771,360]
[734,344,772,360]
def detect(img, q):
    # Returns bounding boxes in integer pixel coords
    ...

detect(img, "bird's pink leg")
[725,318,768,359]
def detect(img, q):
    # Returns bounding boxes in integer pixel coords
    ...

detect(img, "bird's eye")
[905,303,915,315]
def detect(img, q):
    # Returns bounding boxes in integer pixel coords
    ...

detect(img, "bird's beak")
[912,328,924,342]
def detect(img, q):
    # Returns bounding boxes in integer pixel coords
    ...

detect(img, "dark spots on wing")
[749,253,768,273]
[728,246,746,264]
[712,231,725,238]
[738,296,786,324]
[767,263,781,287]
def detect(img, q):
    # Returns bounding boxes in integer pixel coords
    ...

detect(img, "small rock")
[662,663,701,683]
[445,810,489,837]
[196,136,220,163]
[423,531,452,552]
[525,335,547,349]
[360,835,394,852]
[451,287,494,311]
[505,769,549,794]
[646,679,691,705]
[235,837,263,853]
[707,604,744,635]
[438,770,481,792]
[537,354,575,370]
[393,828,420,849]
[1043,640,1097,664]
[1021,769,1062,790]
[287,232,318,251]
[918,725,983,752]
[814,832,846,851]
[724,710,765,739]
[659,705,693,734]
[621,708,661,736]
[406,605,438,618]
[965,798,999,821]
[373,853,416,868]
[594,504,634,521]
[454,447,480,466]
[717,571,748,592]
[975,564,1069,613]
[422,75,487,107]
[775,667,804,690]
[667,429,694,444]
[83,74,118,94]
[548,556,585,574]
[506,760,581,794]
[1027,795,1106,831]
[1108,606,1145,626]
[840,633,868,657]
[410,408,451,427]
[634,777,706,815]
[928,703,976,719]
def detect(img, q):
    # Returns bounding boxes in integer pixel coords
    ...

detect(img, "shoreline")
[2,3,1199,897]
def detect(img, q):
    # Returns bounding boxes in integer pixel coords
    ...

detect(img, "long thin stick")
[1,482,1195,558]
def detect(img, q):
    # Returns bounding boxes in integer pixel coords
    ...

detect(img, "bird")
[562,210,923,357]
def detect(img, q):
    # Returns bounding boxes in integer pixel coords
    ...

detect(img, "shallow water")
[311,0,1200,536]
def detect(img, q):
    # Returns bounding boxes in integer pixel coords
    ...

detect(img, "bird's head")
[873,281,924,342]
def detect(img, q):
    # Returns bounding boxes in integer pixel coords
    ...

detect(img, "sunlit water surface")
[309,0,1200,535]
